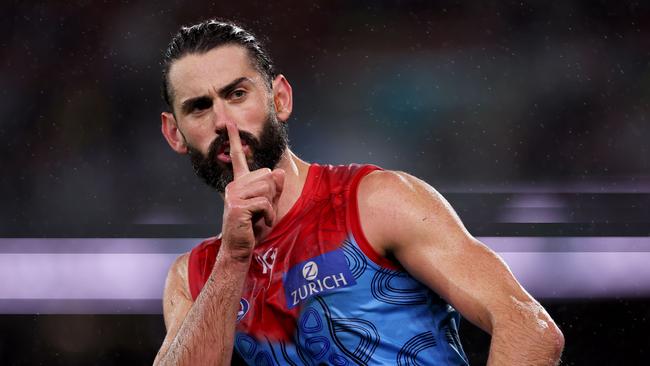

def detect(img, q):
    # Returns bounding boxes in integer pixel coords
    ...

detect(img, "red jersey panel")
[187,163,379,342]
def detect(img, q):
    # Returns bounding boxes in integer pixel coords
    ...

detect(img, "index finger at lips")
[226,121,249,179]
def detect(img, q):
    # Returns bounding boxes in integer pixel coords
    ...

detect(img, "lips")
[216,140,250,164]
[216,144,231,164]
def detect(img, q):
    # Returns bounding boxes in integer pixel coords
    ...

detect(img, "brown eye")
[230,90,246,99]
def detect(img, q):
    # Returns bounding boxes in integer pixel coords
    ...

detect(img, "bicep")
[359,171,536,334]
[396,233,528,334]
[155,253,194,362]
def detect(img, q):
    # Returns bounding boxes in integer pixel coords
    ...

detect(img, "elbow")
[496,296,565,363]
[526,313,565,364]
[491,315,565,365]
[545,323,565,363]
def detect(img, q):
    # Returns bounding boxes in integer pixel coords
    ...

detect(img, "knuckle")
[263,199,273,209]
[226,199,247,211]
[260,181,272,194]
[255,197,272,208]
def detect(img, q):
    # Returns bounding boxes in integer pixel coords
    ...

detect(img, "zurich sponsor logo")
[284,249,356,309]
[302,261,318,280]
[237,298,249,322]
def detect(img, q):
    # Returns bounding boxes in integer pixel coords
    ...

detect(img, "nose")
[210,99,232,135]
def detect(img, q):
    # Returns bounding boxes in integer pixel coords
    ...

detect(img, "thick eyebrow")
[180,96,211,115]
[217,77,251,98]
[179,77,253,115]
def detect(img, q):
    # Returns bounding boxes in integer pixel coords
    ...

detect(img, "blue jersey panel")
[234,235,470,365]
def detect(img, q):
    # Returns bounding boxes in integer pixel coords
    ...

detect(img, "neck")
[273,149,311,221]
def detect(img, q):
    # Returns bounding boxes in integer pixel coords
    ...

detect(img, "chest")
[236,199,353,340]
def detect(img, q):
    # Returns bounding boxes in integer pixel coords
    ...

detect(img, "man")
[154,19,564,366]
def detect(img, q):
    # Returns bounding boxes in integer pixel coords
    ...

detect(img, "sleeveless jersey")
[188,163,469,365]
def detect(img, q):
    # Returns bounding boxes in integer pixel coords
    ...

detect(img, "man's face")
[166,45,288,192]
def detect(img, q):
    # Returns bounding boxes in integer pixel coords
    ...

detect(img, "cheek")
[237,97,272,132]
[183,125,217,154]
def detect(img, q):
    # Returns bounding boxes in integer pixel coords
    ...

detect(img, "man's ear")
[161,112,188,154]
[272,74,293,122]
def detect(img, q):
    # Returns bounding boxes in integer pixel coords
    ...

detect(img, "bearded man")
[153,19,564,366]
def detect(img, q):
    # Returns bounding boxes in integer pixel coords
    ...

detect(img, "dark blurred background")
[1,0,649,365]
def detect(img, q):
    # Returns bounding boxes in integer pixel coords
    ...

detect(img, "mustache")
[206,128,260,160]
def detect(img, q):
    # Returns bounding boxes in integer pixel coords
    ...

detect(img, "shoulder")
[165,252,191,297]
[165,236,219,302]
[169,252,190,278]
[358,169,412,192]
[357,169,450,215]
[161,252,192,327]
[356,170,467,253]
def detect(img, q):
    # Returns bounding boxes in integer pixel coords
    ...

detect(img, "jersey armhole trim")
[347,165,401,271]
[188,245,201,301]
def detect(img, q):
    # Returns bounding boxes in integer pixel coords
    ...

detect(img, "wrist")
[215,245,253,268]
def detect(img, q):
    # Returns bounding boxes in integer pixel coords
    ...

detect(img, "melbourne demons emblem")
[255,248,277,275]
[284,250,356,309]
[237,298,249,322]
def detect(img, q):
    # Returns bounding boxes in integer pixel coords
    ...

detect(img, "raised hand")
[221,121,285,261]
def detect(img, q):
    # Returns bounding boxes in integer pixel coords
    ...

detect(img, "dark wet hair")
[161,19,275,110]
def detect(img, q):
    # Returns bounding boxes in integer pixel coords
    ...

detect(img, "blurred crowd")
[1,0,648,227]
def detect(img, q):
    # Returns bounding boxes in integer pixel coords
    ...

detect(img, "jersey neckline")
[256,163,322,247]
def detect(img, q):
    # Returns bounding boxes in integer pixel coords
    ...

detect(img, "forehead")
[168,45,260,104]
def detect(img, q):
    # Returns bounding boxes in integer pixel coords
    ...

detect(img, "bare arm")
[153,253,192,365]
[357,170,564,365]
[152,250,251,366]
[153,121,284,365]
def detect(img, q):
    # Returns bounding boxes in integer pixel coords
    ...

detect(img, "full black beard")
[187,113,288,193]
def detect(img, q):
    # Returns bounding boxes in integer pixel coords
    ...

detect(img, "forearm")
[154,251,250,366]
[486,321,564,365]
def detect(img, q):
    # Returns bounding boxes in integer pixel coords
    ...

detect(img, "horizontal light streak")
[0,237,648,313]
